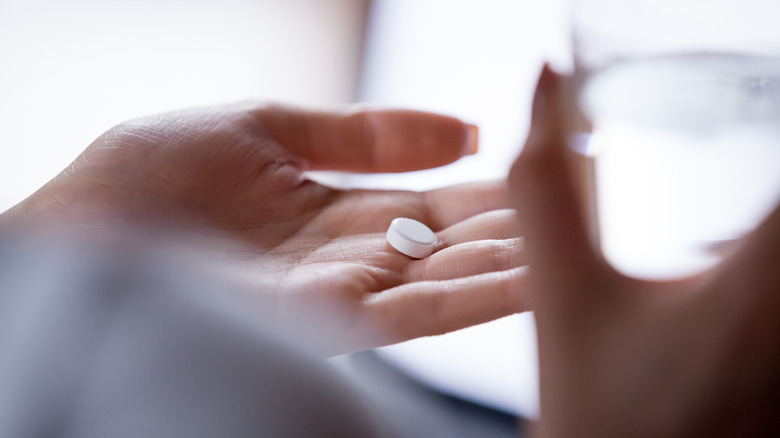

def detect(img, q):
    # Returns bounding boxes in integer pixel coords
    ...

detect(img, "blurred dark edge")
[344,350,527,438]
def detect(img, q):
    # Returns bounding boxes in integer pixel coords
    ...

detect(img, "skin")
[0,102,527,354]
[510,66,780,437]
[7,71,773,435]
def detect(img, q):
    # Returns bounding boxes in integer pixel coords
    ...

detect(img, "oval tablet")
[386,217,437,259]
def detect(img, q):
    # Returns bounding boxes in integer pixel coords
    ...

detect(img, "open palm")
[9,102,527,353]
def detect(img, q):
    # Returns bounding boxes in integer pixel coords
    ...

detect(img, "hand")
[510,67,779,437]
[2,102,527,354]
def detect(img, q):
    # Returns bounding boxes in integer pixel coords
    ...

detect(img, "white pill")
[386,217,437,259]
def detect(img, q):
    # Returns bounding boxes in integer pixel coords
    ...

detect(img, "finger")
[699,202,780,420]
[406,238,525,282]
[309,180,508,237]
[508,65,609,315]
[365,268,528,345]
[435,208,517,248]
[424,180,510,230]
[712,201,780,310]
[254,104,478,173]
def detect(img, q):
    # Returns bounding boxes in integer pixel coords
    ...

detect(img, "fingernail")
[465,123,479,155]
[525,63,570,156]
[532,64,557,120]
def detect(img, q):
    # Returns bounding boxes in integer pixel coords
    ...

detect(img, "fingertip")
[527,64,569,154]
[465,123,479,155]
[509,64,607,306]
[509,65,567,191]
[531,64,555,121]
[353,109,479,172]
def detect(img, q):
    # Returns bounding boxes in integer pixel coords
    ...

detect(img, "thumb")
[254,105,478,173]
[509,65,608,317]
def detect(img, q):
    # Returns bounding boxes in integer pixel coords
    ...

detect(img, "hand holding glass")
[572,0,780,279]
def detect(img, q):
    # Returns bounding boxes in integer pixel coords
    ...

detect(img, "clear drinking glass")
[571,0,780,279]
